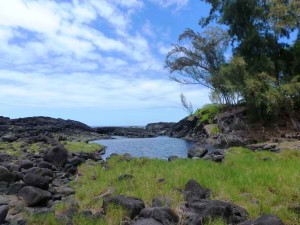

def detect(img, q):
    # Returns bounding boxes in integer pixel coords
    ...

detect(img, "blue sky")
[0,0,212,126]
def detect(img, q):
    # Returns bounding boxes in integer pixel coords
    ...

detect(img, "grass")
[63,141,105,153]
[28,147,300,225]
[0,142,44,156]
[0,141,104,156]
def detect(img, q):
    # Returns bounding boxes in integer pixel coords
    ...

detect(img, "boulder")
[188,145,208,158]
[19,160,34,170]
[139,207,179,225]
[0,182,8,194]
[202,151,225,163]
[38,161,53,169]
[0,166,16,183]
[0,205,9,224]
[103,195,145,219]
[0,153,15,163]
[0,163,20,172]
[25,167,53,178]
[132,218,163,225]
[183,179,211,202]
[23,173,49,190]
[6,182,25,194]
[183,199,248,225]
[238,215,284,225]
[18,186,51,207]
[43,145,68,167]
[68,156,85,167]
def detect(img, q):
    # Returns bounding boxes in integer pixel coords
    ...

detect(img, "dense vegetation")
[166,0,300,120]
[29,147,300,225]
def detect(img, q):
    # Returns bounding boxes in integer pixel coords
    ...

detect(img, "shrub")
[194,104,225,124]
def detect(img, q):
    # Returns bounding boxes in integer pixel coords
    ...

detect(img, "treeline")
[166,0,300,119]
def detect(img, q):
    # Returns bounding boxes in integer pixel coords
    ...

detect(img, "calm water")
[92,136,195,159]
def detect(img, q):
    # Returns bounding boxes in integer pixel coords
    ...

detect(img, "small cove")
[92,136,195,159]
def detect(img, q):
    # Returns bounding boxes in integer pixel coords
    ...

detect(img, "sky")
[0,0,212,126]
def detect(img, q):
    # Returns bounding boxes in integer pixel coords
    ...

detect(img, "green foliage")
[194,104,225,124]
[210,125,221,135]
[167,0,300,119]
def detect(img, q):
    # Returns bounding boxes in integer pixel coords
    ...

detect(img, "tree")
[166,0,300,120]
[180,93,194,115]
[200,0,300,85]
[165,27,233,104]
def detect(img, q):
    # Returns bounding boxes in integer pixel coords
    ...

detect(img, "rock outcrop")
[0,116,106,142]
[95,126,157,138]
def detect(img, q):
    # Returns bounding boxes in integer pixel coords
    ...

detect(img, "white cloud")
[149,0,189,10]
[0,70,210,110]
[142,20,155,38]
[0,0,160,73]
[0,0,210,123]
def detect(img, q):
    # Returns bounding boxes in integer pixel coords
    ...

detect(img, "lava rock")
[68,156,85,167]
[23,173,50,190]
[18,186,51,207]
[188,145,208,158]
[0,166,16,183]
[25,167,53,178]
[37,161,53,169]
[238,215,284,225]
[0,205,9,224]
[183,179,211,202]
[43,145,68,167]
[6,182,25,194]
[0,182,8,194]
[132,218,163,225]
[140,207,179,225]
[183,199,248,225]
[103,195,145,219]
[19,160,34,170]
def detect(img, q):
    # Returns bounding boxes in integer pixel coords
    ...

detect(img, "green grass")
[63,142,104,153]
[0,141,104,156]
[28,147,300,225]
[0,142,45,156]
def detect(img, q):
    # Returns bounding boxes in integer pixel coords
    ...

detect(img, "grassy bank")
[0,141,104,156]
[29,147,300,225]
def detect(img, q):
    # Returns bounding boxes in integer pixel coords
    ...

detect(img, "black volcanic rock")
[238,215,284,225]
[23,173,50,190]
[0,116,103,142]
[18,186,51,207]
[95,127,157,138]
[183,199,248,225]
[145,122,176,135]
[0,166,16,183]
[103,195,145,219]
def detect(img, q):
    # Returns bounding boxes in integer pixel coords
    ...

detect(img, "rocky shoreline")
[0,114,299,224]
[0,134,106,224]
